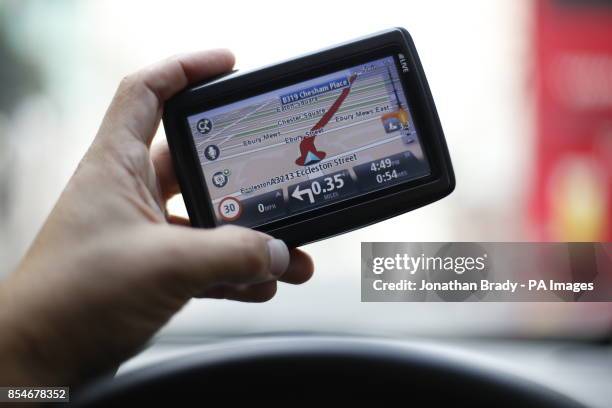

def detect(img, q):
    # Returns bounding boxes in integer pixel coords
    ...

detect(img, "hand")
[0,50,314,387]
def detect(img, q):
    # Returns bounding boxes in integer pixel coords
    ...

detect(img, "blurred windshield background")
[0,0,610,340]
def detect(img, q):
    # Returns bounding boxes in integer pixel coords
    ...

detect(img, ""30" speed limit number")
[218,197,242,221]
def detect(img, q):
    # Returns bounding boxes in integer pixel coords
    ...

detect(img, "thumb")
[148,225,290,296]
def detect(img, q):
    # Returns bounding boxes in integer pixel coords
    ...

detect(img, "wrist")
[0,280,34,385]
[0,277,63,387]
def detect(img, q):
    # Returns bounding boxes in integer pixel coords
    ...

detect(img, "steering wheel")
[75,336,582,406]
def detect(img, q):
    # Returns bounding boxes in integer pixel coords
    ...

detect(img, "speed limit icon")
[218,196,242,222]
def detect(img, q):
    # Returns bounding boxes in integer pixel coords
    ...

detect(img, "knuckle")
[239,237,268,274]
[196,226,272,285]
[219,226,269,276]
[118,72,147,98]
[118,73,138,91]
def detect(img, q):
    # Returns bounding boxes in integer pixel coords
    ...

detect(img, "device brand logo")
[398,53,410,73]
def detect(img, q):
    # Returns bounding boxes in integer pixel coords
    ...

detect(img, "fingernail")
[267,239,290,277]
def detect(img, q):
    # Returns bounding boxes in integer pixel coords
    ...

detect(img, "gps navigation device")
[163,28,455,247]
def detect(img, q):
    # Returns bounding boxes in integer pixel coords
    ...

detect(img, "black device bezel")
[163,28,455,247]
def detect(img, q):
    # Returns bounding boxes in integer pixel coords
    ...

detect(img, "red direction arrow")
[295,74,357,166]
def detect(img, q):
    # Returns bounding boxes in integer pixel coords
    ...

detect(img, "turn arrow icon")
[291,185,315,204]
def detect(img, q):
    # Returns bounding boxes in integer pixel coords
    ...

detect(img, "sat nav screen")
[187,55,430,227]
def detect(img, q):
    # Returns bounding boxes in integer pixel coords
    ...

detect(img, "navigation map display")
[187,55,430,228]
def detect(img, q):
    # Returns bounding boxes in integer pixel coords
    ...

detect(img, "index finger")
[98,49,235,146]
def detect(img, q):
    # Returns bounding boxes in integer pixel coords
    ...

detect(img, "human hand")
[0,49,314,387]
